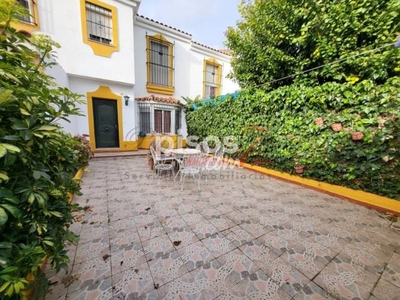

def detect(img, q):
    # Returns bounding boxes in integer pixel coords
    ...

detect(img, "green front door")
[93,98,119,148]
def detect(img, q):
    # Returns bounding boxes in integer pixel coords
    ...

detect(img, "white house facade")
[14,0,239,152]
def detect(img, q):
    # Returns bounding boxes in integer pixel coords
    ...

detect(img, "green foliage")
[186,78,400,200]
[0,2,88,298]
[226,0,400,89]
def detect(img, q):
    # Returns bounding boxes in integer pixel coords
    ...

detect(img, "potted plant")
[349,120,365,141]
[329,114,345,132]
[314,117,324,126]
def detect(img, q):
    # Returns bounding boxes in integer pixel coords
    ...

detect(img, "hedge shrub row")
[186,78,400,200]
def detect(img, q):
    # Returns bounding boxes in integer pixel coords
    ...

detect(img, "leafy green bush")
[0,2,88,298]
[186,78,400,200]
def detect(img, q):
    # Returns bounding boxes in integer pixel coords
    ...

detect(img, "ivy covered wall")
[186,78,400,200]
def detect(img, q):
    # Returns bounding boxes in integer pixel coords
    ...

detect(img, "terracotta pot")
[350,131,364,141]
[331,123,343,132]
[294,165,304,174]
[314,117,324,126]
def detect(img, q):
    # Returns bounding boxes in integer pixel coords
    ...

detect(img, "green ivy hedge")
[186,78,400,200]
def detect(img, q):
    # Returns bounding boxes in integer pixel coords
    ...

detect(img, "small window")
[85,2,113,45]
[175,109,181,134]
[146,34,174,95]
[139,103,151,134]
[17,0,31,23]
[203,59,222,99]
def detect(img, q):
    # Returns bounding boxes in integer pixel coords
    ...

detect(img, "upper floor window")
[13,0,40,32]
[146,34,174,95]
[203,58,222,99]
[17,0,32,23]
[85,2,113,45]
[80,0,119,57]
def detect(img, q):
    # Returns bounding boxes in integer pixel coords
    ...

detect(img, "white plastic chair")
[150,146,175,185]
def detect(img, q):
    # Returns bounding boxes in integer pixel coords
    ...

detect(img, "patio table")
[169,148,201,180]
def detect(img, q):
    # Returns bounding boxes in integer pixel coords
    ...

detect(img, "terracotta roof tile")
[136,14,192,36]
[135,95,183,106]
[192,41,232,56]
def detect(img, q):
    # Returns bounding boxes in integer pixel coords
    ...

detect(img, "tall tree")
[226,0,400,89]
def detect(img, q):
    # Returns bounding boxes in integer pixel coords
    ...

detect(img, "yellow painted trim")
[137,135,183,149]
[146,84,174,95]
[87,86,123,152]
[80,0,119,57]
[146,33,174,95]
[121,140,138,151]
[224,159,400,215]
[203,57,222,99]
[12,0,40,32]
[68,168,85,203]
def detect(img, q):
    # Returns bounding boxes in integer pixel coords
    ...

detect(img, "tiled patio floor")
[45,156,400,300]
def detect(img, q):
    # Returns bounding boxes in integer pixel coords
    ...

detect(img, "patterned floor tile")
[46,157,400,300]
[200,207,222,220]
[261,257,310,297]
[177,241,215,271]
[167,226,200,249]
[371,278,400,300]
[110,240,145,275]
[224,226,254,247]
[214,203,235,215]
[228,269,291,299]
[340,242,394,275]
[68,256,111,293]
[65,277,112,300]
[202,232,236,258]
[143,234,175,261]
[239,239,278,268]
[74,237,110,264]
[108,217,136,235]
[216,249,260,286]
[190,221,219,240]
[111,263,154,299]
[209,215,237,232]
[293,282,337,300]
[225,210,250,225]
[181,212,207,225]
[313,253,380,299]
[157,272,205,299]
[280,239,337,280]
[190,259,236,300]
[132,213,161,228]
[382,252,400,288]
[149,250,189,286]
[240,221,272,239]
[161,216,188,233]
[137,223,166,242]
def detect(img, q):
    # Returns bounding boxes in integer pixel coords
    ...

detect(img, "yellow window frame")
[146,34,174,95]
[12,0,40,33]
[203,58,222,99]
[80,0,119,57]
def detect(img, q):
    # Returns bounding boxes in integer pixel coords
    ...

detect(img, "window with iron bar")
[17,0,35,24]
[203,59,222,99]
[86,2,113,45]
[146,34,174,95]
[175,109,181,134]
[138,103,151,134]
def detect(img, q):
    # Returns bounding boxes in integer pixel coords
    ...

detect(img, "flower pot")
[314,117,324,126]
[331,123,342,132]
[350,132,364,141]
[294,165,304,174]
